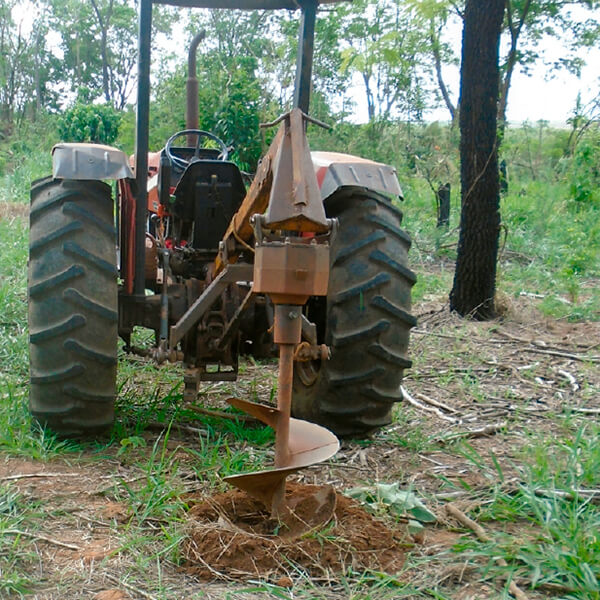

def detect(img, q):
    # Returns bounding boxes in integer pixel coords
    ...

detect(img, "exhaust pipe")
[186,31,206,143]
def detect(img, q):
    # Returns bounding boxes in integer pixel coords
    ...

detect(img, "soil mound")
[182,483,409,581]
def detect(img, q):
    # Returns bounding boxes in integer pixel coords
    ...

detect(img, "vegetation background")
[0,0,599,598]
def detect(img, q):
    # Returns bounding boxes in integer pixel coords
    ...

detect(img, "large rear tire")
[28,178,118,436]
[292,188,416,437]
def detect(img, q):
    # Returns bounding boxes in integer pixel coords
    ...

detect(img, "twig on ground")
[414,392,458,414]
[0,472,85,482]
[556,369,579,392]
[445,504,529,600]
[401,386,459,423]
[564,405,600,415]
[522,347,599,363]
[145,422,209,436]
[533,487,600,503]
[3,529,80,551]
[519,291,544,299]
[438,422,507,443]
[103,573,158,600]
[188,404,260,424]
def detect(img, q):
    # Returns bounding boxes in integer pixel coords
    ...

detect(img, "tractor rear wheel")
[292,189,416,437]
[28,177,118,436]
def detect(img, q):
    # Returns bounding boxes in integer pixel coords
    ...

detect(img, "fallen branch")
[103,573,158,600]
[533,487,600,503]
[400,386,459,423]
[188,404,260,424]
[414,391,458,414]
[0,472,84,482]
[556,369,579,392]
[445,504,529,600]
[566,406,600,415]
[3,529,80,551]
[522,347,599,363]
[438,422,507,443]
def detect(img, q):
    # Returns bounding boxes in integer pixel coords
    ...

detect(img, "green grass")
[1,121,600,597]
[448,425,600,599]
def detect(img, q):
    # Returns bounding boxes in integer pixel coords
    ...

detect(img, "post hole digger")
[28,0,416,523]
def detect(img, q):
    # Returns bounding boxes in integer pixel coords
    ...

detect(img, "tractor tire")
[292,188,416,437]
[28,177,118,436]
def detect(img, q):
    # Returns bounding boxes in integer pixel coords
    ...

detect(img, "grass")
[449,425,600,599]
[0,485,39,597]
[0,121,599,597]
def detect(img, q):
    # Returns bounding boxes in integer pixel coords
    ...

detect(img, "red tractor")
[28,0,416,443]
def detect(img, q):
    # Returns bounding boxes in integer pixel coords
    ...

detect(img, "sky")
[416,11,600,126]
[11,2,600,126]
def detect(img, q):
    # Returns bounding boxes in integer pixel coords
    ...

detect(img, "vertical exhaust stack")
[186,31,206,145]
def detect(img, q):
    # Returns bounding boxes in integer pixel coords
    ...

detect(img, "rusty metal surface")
[311,150,403,200]
[213,126,284,275]
[186,31,205,145]
[264,109,328,232]
[225,298,337,521]
[169,263,253,347]
[215,104,337,523]
[223,399,339,509]
[253,241,329,306]
[293,341,329,362]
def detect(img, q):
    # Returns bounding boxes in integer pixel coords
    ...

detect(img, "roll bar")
[153,0,345,8]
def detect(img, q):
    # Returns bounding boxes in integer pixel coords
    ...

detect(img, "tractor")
[28,0,416,454]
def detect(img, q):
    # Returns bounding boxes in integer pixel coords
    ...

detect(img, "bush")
[568,124,600,206]
[58,103,121,145]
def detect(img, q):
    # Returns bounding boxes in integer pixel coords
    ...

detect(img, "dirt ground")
[1,291,599,598]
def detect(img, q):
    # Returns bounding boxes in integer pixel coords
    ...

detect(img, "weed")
[453,424,600,598]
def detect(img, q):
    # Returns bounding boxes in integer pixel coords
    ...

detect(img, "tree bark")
[449,0,505,320]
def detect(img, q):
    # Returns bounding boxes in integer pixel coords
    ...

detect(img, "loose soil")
[183,483,409,580]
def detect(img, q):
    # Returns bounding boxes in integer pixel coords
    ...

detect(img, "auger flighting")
[224,109,340,523]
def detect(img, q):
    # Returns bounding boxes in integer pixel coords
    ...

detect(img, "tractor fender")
[311,151,403,201]
[52,142,134,180]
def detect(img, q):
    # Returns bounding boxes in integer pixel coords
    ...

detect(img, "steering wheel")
[165,129,229,169]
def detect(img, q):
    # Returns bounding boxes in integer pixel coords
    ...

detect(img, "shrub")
[568,124,600,206]
[58,103,121,145]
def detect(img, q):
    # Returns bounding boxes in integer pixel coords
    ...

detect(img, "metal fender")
[52,142,134,180]
[311,151,403,201]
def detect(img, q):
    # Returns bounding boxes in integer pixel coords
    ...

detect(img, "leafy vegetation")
[58,100,121,144]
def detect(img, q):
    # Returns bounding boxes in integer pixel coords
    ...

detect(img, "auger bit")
[223,109,339,529]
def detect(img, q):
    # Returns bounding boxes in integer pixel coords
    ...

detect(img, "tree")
[498,0,600,133]
[407,0,459,121]
[449,0,505,319]
[411,0,600,126]
[0,1,56,130]
[338,0,430,124]
[48,0,173,109]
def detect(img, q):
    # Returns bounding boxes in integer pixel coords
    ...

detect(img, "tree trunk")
[90,0,114,105]
[449,0,504,320]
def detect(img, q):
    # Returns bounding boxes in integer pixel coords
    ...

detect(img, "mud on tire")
[28,178,118,436]
[292,188,416,437]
